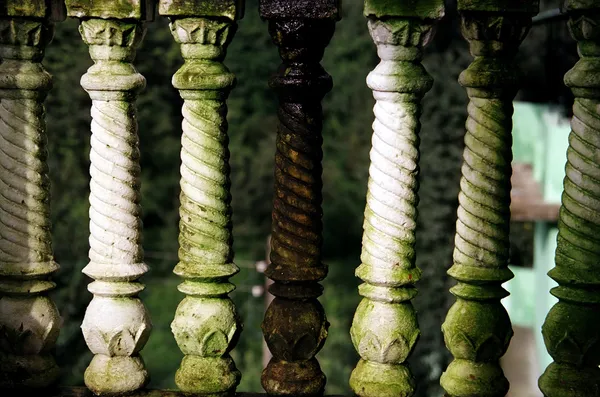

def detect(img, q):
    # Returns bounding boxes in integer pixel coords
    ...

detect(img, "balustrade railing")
[0,0,597,396]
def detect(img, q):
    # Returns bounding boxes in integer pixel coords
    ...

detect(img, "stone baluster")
[259,1,339,395]
[0,0,64,389]
[64,1,154,395]
[158,0,244,395]
[538,1,600,395]
[440,1,538,396]
[348,1,444,396]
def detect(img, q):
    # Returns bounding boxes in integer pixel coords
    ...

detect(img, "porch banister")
[539,0,600,395]
[258,0,340,395]
[440,0,538,396]
[64,0,154,395]
[0,0,64,389]
[348,1,444,396]
[158,0,244,395]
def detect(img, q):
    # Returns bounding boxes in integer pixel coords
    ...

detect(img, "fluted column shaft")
[440,3,537,396]
[159,1,245,395]
[0,1,64,389]
[349,2,443,395]
[539,2,600,395]
[259,1,339,395]
[65,1,154,394]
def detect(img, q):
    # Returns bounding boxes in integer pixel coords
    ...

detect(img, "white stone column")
[65,1,154,395]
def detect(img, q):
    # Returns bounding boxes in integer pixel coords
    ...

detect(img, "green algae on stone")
[0,1,63,389]
[457,0,539,12]
[364,0,444,19]
[158,1,245,394]
[348,3,443,396]
[1,0,63,19]
[65,0,154,20]
[159,0,244,21]
[538,2,600,395]
[440,2,537,396]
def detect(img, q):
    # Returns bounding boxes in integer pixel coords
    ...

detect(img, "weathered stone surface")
[364,0,444,19]
[162,11,243,395]
[458,0,539,13]
[538,7,600,397]
[259,0,340,20]
[0,13,60,390]
[440,3,537,397]
[72,16,152,396]
[348,8,440,397]
[158,0,244,20]
[258,1,338,395]
[565,0,600,10]
[47,388,346,397]
[65,0,154,21]
[0,0,65,20]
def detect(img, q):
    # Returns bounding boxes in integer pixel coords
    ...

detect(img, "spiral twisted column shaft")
[538,9,600,396]
[440,11,533,397]
[75,18,151,396]
[163,15,242,396]
[258,8,338,394]
[0,16,61,389]
[348,18,437,397]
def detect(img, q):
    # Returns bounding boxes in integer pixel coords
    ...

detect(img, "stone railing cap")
[259,0,340,20]
[564,0,600,11]
[0,0,66,21]
[458,0,539,13]
[158,0,244,20]
[364,0,445,20]
[65,0,155,21]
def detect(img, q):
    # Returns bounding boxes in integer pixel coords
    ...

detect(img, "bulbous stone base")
[84,354,149,396]
[440,359,508,397]
[261,358,325,396]
[539,362,600,397]
[175,355,240,396]
[349,359,414,397]
[0,353,59,389]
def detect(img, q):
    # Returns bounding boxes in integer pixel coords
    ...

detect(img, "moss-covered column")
[440,1,538,396]
[350,0,444,397]
[348,1,444,397]
[538,1,600,395]
[0,0,64,389]
[259,1,339,395]
[64,1,154,395]
[158,0,244,395]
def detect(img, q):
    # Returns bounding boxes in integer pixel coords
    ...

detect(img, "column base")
[175,355,240,396]
[440,359,508,397]
[350,359,415,397]
[261,358,325,396]
[84,354,148,396]
[0,353,59,389]
[539,362,600,397]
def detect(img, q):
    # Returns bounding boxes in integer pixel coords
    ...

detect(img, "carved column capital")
[78,18,145,48]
